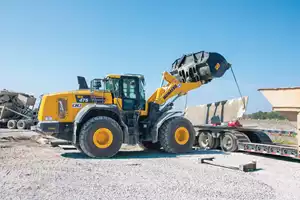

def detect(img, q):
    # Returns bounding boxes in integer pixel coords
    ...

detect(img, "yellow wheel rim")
[174,127,190,145]
[93,128,113,148]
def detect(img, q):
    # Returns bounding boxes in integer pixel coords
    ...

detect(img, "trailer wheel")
[220,132,238,152]
[198,131,217,149]
[17,120,27,130]
[7,120,17,129]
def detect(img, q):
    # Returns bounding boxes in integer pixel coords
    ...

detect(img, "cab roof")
[106,74,145,83]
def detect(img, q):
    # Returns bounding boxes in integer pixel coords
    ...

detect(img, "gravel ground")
[1,134,300,200]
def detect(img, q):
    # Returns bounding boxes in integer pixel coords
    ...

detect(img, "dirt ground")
[1,129,300,200]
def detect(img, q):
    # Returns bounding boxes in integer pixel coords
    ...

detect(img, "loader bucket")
[171,51,231,83]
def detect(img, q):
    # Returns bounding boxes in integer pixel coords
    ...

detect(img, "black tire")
[159,116,195,153]
[140,141,161,151]
[220,132,238,152]
[7,120,17,129]
[253,131,273,144]
[198,131,216,149]
[78,116,123,158]
[17,120,27,130]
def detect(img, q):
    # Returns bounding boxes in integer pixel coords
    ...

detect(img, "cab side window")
[123,79,137,99]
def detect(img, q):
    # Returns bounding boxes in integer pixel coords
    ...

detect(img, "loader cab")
[105,74,146,111]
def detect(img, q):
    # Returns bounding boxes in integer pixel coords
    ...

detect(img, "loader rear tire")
[78,116,123,158]
[159,117,195,153]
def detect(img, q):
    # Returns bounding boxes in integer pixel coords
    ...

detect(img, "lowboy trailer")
[193,124,299,159]
[191,87,300,160]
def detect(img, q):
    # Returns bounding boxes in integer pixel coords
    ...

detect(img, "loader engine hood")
[171,51,231,83]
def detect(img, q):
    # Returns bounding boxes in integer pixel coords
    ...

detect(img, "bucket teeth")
[170,51,231,83]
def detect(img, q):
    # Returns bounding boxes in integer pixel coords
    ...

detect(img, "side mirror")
[91,79,102,90]
[94,80,102,88]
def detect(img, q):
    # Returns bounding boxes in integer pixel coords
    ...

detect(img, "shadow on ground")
[61,149,226,160]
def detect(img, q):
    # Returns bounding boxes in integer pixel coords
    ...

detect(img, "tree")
[246,111,287,120]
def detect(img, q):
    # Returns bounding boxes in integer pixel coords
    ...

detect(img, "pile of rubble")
[0,89,38,129]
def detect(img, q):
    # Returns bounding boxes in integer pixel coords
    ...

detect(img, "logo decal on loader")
[75,95,105,104]
[163,84,178,99]
[75,95,91,103]
[72,103,82,108]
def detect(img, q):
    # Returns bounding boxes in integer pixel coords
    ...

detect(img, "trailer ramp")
[259,87,300,158]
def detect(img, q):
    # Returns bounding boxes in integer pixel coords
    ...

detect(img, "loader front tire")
[79,116,123,158]
[159,117,195,153]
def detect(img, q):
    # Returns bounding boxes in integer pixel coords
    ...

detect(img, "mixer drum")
[171,51,231,83]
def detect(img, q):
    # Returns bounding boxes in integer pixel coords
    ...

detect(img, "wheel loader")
[37,51,231,158]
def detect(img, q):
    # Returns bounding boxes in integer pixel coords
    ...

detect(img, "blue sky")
[0,0,299,113]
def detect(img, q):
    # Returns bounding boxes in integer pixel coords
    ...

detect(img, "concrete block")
[239,161,257,172]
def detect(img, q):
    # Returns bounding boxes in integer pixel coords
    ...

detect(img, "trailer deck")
[193,124,299,159]
[191,87,300,160]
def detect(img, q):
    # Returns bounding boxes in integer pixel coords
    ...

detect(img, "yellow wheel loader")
[37,51,231,158]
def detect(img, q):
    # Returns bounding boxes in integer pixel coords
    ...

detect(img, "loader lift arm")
[143,51,231,116]
[147,71,202,105]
